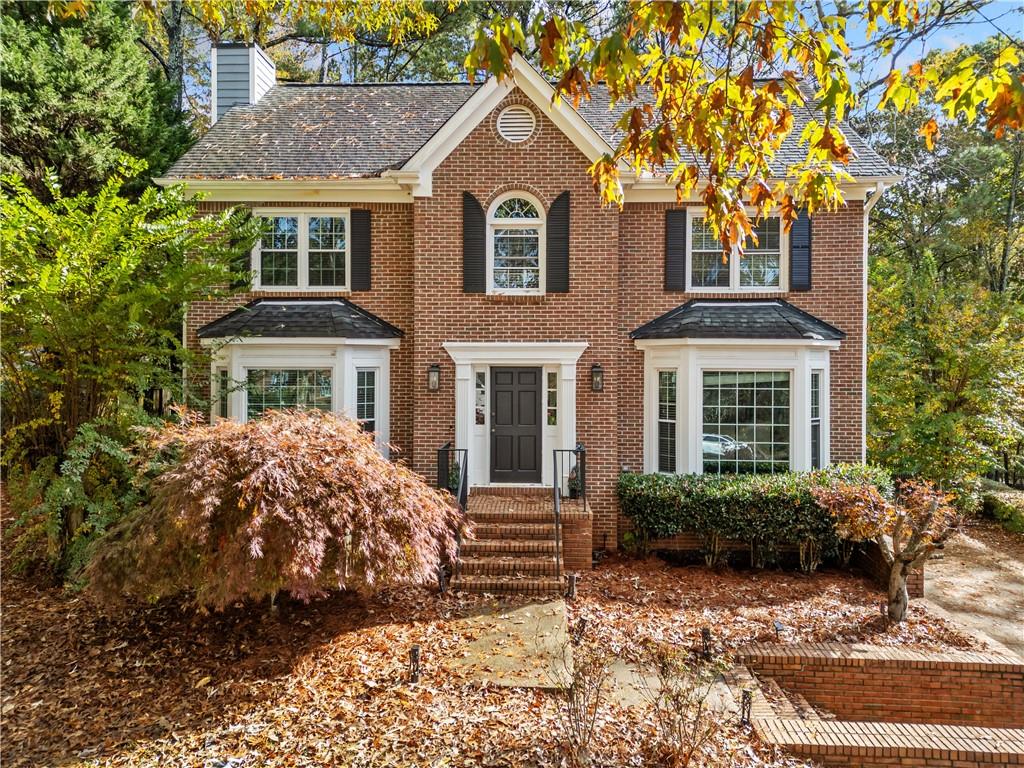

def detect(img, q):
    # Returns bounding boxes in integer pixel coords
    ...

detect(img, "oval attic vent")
[497,105,536,143]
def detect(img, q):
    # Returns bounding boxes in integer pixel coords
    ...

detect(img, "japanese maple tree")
[814,479,961,621]
[85,409,465,610]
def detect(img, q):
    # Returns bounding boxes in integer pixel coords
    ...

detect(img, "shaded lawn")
[1,554,977,767]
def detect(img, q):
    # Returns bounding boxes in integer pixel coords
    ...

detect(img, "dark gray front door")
[490,367,542,483]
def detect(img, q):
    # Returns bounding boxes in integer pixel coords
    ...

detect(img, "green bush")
[981,488,1024,534]
[616,465,893,571]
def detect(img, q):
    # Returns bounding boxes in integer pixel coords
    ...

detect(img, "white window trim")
[252,208,351,291]
[685,208,788,293]
[637,340,834,475]
[486,191,546,296]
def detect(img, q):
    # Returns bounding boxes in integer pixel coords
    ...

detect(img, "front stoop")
[451,489,589,596]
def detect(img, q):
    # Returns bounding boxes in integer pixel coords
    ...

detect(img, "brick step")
[758,677,800,720]
[459,555,560,577]
[451,574,563,595]
[785,690,824,721]
[471,522,556,540]
[469,486,549,498]
[461,539,556,556]
[468,509,555,525]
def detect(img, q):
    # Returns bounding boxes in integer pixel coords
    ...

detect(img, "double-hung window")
[253,210,350,290]
[689,213,784,291]
[356,368,377,434]
[487,194,545,294]
[657,370,677,473]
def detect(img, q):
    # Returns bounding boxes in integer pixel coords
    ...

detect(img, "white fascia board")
[200,337,401,349]
[152,177,413,203]
[633,337,841,350]
[443,341,588,366]
[623,176,902,204]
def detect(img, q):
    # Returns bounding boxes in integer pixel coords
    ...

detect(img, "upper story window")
[689,213,785,291]
[487,193,545,294]
[253,210,350,290]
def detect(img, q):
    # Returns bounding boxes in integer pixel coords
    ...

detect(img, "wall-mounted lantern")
[590,363,604,392]
[427,364,441,391]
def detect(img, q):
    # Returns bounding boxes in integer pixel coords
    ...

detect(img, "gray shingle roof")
[196,298,404,339]
[166,83,478,179]
[630,299,845,341]
[166,80,893,181]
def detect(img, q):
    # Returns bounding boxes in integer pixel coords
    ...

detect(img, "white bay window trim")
[637,339,836,475]
[206,337,397,452]
[252,208,351,291]
[686,207,788,293]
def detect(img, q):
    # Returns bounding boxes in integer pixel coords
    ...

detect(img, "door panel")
[490,367,542,483]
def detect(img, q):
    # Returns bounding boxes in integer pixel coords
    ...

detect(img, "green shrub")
[981,488,1024,534]
[616,465,893,571]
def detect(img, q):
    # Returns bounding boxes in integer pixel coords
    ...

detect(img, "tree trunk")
[887,561,910,622]
[997,134,1022,292]
[162,0,186,115]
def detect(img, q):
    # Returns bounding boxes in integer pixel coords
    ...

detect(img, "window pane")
[475,371,486,425]
[691,217,730,288]
[260,217,299,286]
[356,368,376,433]
[702,370,789,474]
[810,370,822,469]
[493,228,540,289]
[739,218,781,288]
[546,371,557,426]
[217,369,228,419]
[246,369,331,420]
[658,371,677,473]
[308,216,346,286]
[494,197,539,219]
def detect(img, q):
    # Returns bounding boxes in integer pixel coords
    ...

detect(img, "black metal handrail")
[552,442,586,581]
[437,442,468,589]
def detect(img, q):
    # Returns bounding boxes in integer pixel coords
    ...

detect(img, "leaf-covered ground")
[1,555,978,767]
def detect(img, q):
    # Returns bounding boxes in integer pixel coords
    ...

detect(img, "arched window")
[487,193,545,293]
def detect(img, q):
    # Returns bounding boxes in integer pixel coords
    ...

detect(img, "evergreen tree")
[0,0,192,197]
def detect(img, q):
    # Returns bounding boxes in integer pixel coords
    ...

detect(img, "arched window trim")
[486,191,546,295]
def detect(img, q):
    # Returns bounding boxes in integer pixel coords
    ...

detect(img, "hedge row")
[617,465,894,571]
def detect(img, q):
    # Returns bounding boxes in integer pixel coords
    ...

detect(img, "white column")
[454,362,473,454]
[557,361,578,490]
[792,349,810,471]
[683,348,700,473]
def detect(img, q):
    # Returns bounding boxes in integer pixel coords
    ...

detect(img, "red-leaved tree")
[813,479,962,622]
[85,409,465,609]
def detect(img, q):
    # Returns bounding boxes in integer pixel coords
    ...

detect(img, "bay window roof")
[630,299,845,341]
[196,298,403,340]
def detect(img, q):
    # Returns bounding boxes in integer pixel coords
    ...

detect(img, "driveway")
[924,519,1024,658]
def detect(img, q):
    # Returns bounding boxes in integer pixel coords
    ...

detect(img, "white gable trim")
[397,53,631,196]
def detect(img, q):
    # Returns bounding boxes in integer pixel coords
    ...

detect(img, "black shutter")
[463,192,485,293]
[789,210,812,291]
[664,208,687,290]
[350,209,372,291]
[546,191,570,292]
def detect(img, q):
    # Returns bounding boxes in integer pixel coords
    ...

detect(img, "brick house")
[159,44,896,592]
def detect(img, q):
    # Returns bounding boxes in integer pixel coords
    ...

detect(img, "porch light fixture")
[427,364,441,391]
[590,363,604,392]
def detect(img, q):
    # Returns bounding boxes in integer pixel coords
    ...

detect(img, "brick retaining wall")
[738,642,1024,728]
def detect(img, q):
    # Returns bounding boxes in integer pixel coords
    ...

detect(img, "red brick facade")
[185,88,867,553]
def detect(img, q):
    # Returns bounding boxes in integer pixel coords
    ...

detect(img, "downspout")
[861,181,888,462]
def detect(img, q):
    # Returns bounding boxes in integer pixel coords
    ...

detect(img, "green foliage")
[1,158,259,467]
[6,414,153,581]
[0,1,192,197]
[867,254,1024,487]
[617,466,893,571]
[981,486,1024,534]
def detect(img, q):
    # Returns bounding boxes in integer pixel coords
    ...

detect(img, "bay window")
[245,369,332,421]
[701,371,790,474]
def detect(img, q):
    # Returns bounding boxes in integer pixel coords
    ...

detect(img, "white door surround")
[442,341,588,487]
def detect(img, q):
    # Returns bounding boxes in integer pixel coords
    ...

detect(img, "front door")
[490,367,542,483]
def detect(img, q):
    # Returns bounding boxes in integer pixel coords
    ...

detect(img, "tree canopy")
[0,0,192,197]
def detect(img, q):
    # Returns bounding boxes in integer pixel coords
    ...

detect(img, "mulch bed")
[1,550,977,767]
